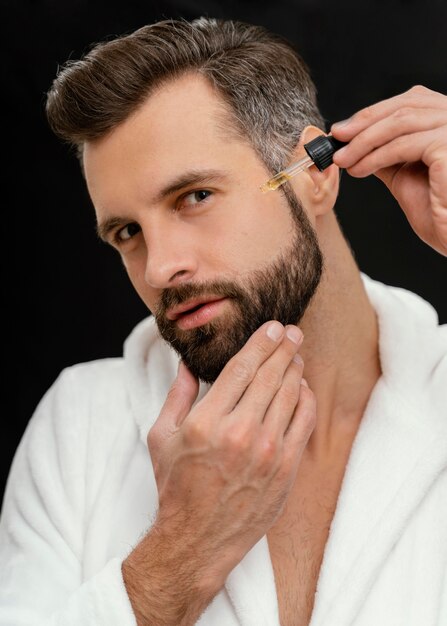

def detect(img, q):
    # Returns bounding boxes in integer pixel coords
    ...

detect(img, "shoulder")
[362,273,446,424]
[56,357,129,404]
[361,272,446,349]
[23,315,162,458]
[37,356,130,421]
[361,272,442,327]
[18,356,135,478]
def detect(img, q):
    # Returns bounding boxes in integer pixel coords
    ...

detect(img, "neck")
[299,211,382,466]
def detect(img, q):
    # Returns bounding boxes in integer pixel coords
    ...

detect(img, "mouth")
[167,297,229,330]
[167,296,226,320]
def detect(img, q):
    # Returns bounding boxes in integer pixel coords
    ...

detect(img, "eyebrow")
[96,168,230,242]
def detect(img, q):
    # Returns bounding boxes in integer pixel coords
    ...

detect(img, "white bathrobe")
[1,273,446,626]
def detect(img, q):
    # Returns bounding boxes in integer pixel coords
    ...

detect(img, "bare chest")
[267,466,346,626]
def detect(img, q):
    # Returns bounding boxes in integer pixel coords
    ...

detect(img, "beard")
[154,186,323,383]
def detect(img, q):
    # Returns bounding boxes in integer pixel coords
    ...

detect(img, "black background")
[3,0,447,501]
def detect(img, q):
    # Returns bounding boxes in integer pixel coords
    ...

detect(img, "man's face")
[84,74,323,383]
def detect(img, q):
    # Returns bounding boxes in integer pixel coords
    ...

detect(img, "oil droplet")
[260,173,291,193]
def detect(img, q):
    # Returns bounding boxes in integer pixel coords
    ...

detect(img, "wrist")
[122,521,227,626]
[153,508,246,591]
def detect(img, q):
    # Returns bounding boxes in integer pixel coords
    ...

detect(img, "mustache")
[155,279,246,319]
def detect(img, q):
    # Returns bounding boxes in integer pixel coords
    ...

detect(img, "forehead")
[84,73,248,184]
[146,72,239,144]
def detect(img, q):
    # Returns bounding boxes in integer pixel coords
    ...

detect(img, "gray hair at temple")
[46,17,326,174]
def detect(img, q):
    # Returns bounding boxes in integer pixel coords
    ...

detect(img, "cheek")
[231,209,296,267]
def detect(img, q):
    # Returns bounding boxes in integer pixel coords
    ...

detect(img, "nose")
[143,224,198,289]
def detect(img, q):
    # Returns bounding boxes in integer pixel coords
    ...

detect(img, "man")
[1,16,446,626]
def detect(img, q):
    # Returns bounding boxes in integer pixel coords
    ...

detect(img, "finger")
[283,381,316,455]
[373,162,426,192]
[261,352,304,437]
[331,85,445,141]
[342,127,447,178]
[333,108,447,170]
[205,320,287,414]
[229,325,303,424]
[158,361,200,429]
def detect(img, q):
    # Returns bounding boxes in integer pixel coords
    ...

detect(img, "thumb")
[159,360,200,429]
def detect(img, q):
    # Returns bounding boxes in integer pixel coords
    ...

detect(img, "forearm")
[121,522,229,626]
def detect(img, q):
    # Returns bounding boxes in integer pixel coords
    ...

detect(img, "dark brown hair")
[46,17,325,173]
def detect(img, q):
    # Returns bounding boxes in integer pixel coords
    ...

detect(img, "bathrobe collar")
[124,273,446,626]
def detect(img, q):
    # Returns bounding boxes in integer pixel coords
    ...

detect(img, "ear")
[288,125,340,223]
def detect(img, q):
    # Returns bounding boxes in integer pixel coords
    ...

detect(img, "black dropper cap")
[303,135,347,171]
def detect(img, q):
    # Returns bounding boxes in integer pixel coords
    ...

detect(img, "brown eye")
[181,190,212,207]
[116,222,141,242]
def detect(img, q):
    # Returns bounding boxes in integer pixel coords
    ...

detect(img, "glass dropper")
[260,134,346,193]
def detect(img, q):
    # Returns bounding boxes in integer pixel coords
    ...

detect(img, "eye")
[179,189,212,208]
[114,222,141,243]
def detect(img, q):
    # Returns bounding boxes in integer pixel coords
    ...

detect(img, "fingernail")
[332,118,352,129]
[286,326,303,345]
[267,321,284,341]
[301,378,309,387]
[177,360,183,375]
[293,354,304,365]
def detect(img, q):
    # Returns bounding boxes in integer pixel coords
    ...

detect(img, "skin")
[331,85,447,256]
[83,74,446,625]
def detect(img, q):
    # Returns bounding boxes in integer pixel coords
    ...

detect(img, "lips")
[166,296,226,320]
